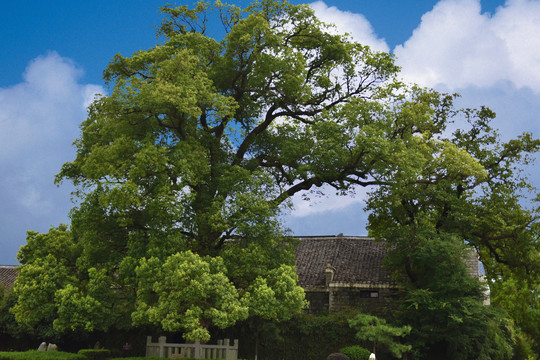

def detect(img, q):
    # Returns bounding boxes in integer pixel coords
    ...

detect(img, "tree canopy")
[348,313,411,358]
[366,104,540,358]
[11,0,540,356]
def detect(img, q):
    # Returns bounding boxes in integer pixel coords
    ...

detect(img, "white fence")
[146,336,239,359]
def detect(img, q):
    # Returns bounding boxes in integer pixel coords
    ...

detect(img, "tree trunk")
[254,329,259,360]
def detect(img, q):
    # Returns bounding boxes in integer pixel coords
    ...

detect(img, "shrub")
[327,353,349,360]
[110,358,163,360]
[109,358,241,360]
[0,350,83,360]
[340,346,371,360]
[77,349,111,360]
[272,309,361,360]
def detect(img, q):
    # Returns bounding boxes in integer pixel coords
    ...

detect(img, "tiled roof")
[295,236,395,287]
[0,265,19,289]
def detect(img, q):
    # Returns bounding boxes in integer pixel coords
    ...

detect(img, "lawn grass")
[0,350,83,360]
[0,352,229,360]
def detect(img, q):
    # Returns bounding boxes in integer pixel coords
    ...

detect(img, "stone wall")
[329,284,399,316]
[304,290,329,313]
[304,283,400,316]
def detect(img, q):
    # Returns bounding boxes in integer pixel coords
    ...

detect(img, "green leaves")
[348,313,412,358]
[243,265,307,321]
[133,251,248,342]
[13,1,540,353]
[11,254,72,330]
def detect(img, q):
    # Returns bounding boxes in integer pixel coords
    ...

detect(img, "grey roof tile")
[0,265,18,289]
[295,236,395,287]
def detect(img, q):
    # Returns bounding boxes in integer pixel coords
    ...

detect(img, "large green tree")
[11,0,540,353]
[367,105,540,358]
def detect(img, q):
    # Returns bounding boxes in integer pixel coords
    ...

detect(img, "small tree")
[348,313,411,358]
[132,251,248,342]
[241,264,307,360]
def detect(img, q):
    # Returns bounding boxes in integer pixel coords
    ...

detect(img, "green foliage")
[0,287,40,351]
[110,358,162,360]
[10,1,540,356]
[487,222,540,358]
[231,310,360,360]
[14,0,397,339]
[10,228,78,337]
[339,345,371,360]
[0,287,18,339]
[0,352,241,360]
[109,358,162,360]
[132,250,248,341]
[348,314,411,358]
[242,264,308,321]
[367,179,520,358]
[0,351,82,360]
[109,358,245,360]
[77,349,111,360]
[368,214,516,359]
[364,89,540,358]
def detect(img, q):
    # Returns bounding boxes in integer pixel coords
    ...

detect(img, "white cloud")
[0,52,104,263]
[83,84,105,109]
[394,0,540,93]
[289,184,368,217]
[283,200,369,236]
[282,1,387,220]
[0,52,103,164]
[287,0,540,236]
[23,53,83,99]
[309,1,390,53]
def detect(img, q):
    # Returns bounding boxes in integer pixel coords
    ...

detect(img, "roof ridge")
[295,235,374,239]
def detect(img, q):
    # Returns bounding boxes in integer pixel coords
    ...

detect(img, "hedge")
[0,351,83,360]
[78,349,111,360]
[339,346,372,360]
[0,353,205,360]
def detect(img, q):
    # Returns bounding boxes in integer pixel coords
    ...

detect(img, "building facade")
[295,235,400,314]
[295,235,485,314]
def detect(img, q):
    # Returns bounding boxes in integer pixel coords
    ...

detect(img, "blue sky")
[2,0,539,264]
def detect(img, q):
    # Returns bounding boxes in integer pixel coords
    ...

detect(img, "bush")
[340,346,371,360]
[327,353,349,360]
[110,358,163,360]
[0,350,83,360]
[77,349,111,360]
[248,309,360,360]
[109,358,239,360]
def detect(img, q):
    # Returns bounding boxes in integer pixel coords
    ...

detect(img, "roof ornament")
[325,263,336,286]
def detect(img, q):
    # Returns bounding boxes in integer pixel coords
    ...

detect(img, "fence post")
[230,339,239,360]
[223,338,235,360]
[216,339,223,359]
[158,336,167,358]
[194,340,201,359]
[224,338,229,360]
[146,336,152,357]
[147,336,238,359]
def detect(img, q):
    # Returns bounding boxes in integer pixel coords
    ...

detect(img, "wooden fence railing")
[146,336,239,359]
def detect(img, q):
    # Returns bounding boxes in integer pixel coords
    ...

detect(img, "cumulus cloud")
[309,1,390,53]
[394,0,540,93]
[283,200,369,236]
[289,185,370,217]
[286,0,540,235]
[0,52,104,264]
[284,183,371,238]
[282,1,387,222]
